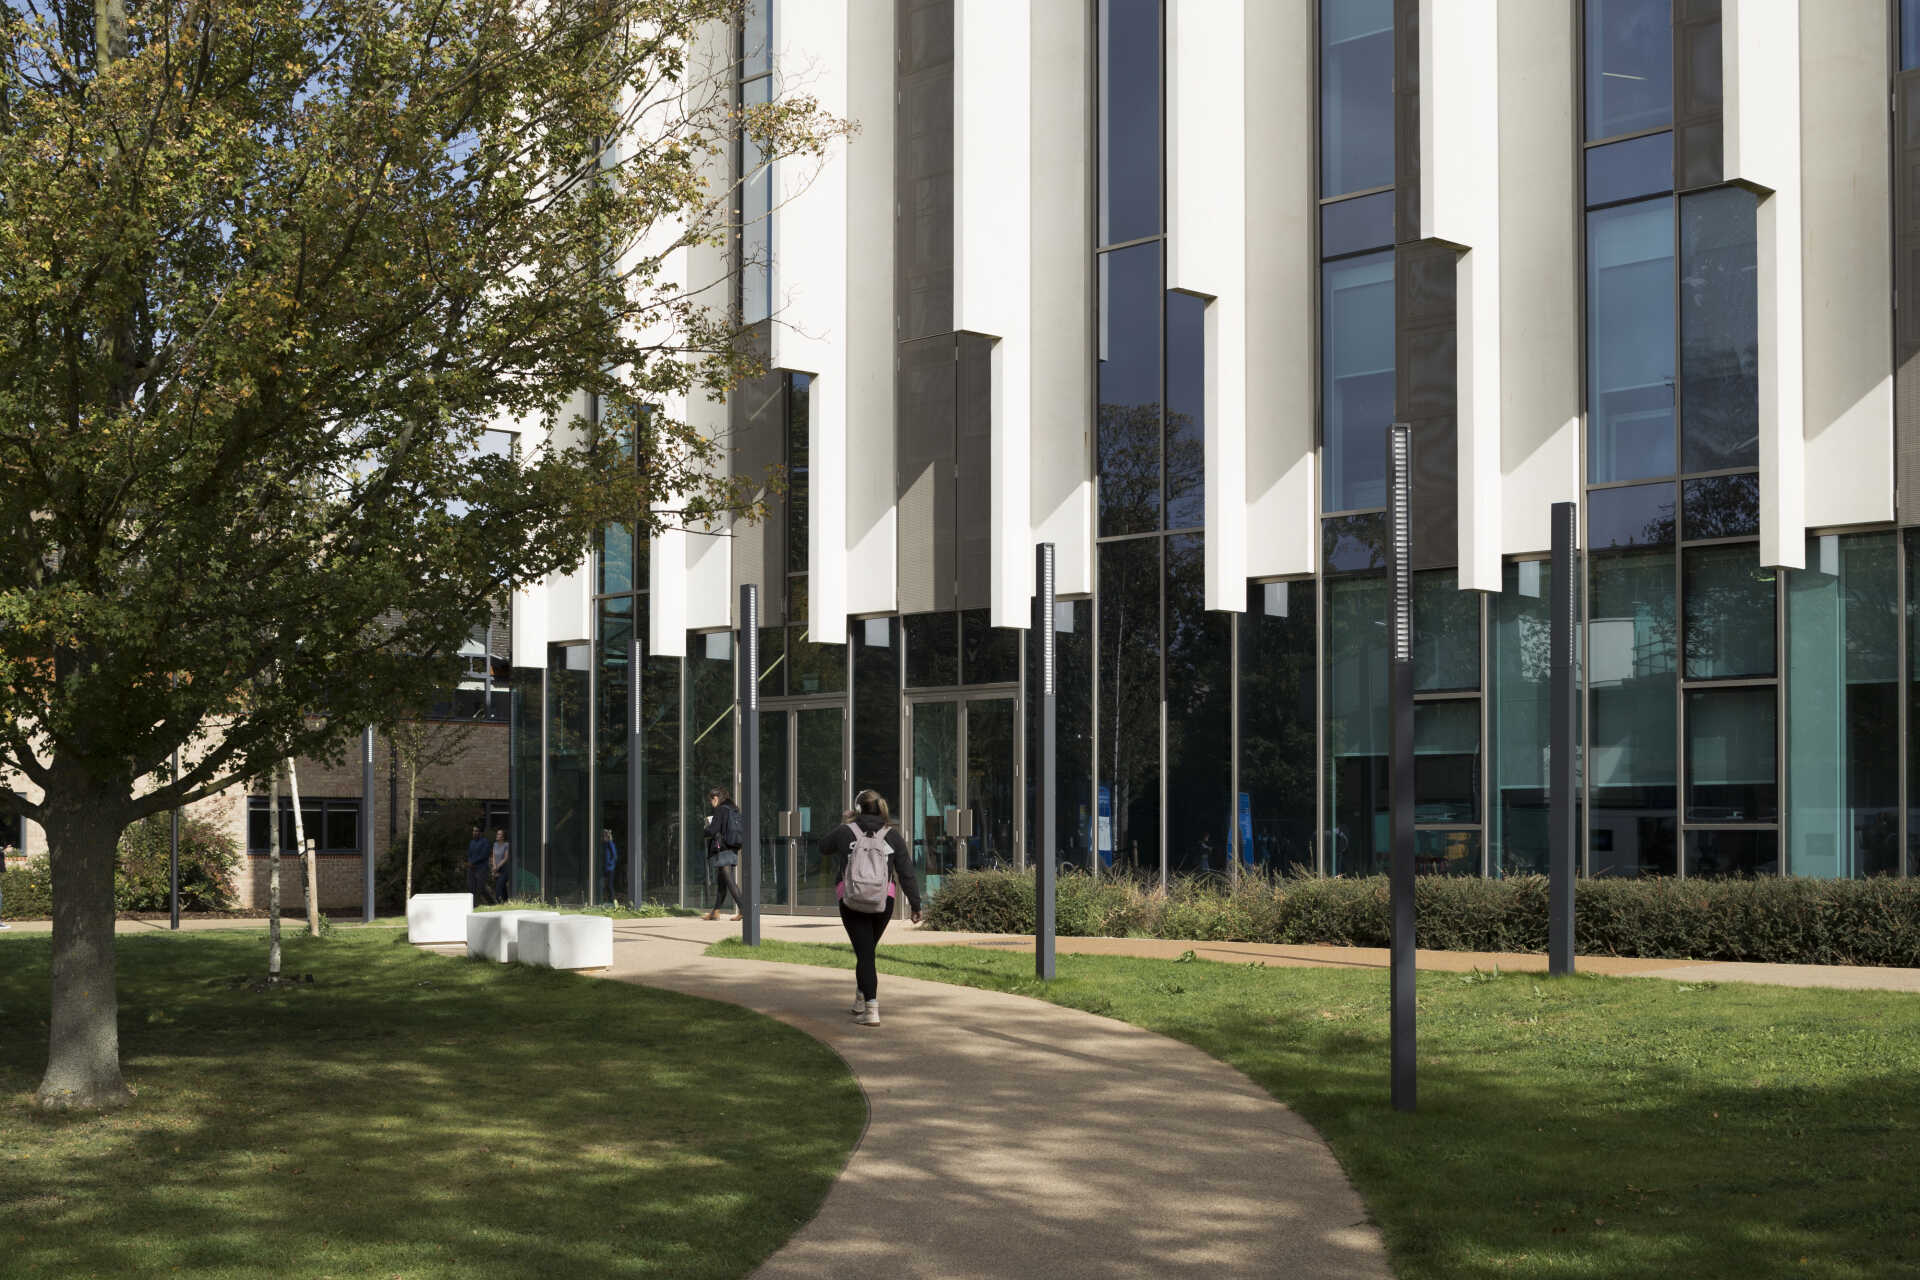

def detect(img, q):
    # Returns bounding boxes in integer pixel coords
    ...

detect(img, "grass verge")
[712,937,1920,1280]
[1,929,862,1279]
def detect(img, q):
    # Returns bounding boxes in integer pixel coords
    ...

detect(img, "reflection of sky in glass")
[1098,0,1161,245]
[1165,291,1205,530]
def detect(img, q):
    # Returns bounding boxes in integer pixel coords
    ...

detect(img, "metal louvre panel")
[955,332,993,611]
[897,334,957,611]
[1396,241,1457,570]
[897,0,954,343]
[1674,0,1723,191]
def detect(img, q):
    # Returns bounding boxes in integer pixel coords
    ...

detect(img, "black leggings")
[839,903,893,1000]
[712,863,744,911]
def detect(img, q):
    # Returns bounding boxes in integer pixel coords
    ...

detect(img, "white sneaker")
[0,922,10,930]
[860,999,880,1027]
[850,994,866,1017]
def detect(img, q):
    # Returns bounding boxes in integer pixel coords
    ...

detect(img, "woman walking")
[702,787,747,921]
[823,789,920,1026]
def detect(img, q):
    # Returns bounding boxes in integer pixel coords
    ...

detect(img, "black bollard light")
[1035,543,1057,981]
[1387,423,1416,1114]
[1549,501,1579,975]
[739,585,762,946]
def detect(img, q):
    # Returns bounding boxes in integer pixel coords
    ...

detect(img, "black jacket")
[821,815,921,914]
[703,802,741,867]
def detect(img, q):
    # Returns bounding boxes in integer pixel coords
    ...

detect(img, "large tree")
[0,0,834,1108]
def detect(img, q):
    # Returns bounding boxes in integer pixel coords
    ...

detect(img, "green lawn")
[713,938,1920,1280]
[0,928,863,1279]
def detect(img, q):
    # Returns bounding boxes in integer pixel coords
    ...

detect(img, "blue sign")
[1097,784,1113,866]
[1238,793,1253,866]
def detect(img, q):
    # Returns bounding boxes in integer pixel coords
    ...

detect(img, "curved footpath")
[594,916,1393,1280]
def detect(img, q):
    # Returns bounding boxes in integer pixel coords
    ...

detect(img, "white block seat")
[465,909,561,964]
[519,914,614,971]
[407,893,474,944]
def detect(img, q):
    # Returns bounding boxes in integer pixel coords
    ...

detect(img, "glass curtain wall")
[684,631,736,912]
[1238,582,1317,876]
[545,642,591,903]
[738,1,773,323]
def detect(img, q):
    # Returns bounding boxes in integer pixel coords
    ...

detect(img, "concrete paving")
[595,916,1393,1280]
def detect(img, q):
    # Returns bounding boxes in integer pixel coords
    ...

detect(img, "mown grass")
[713,937,1920,1280]
[0,927,863,1279]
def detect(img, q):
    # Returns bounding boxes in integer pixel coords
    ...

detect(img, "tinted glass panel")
[1321,191,1396,257]
[1684,827,1776,877]
[1588,482,1676,550]
[1326,573,1389,876]
[742,0,771,77]
[1907,0,1920,71]
[853,618,900,807]
[1240,582,1318,877]
[756,625,786,697]
[1588,549,1678,877]
[1324,512,1387,573]
[741,76,772,325]
[546,643,592,905]
[1680,187,1759,472]
[1414,571,1479,692]
[1323,251,1394,510]
[684,631,735,912]
[1490,560,1577,877]
[1029,599,1096,872]
[1683,544,1775,679]
[1585,0,1673,141]
[787,625,846,695]
[1417,829,1482,876]
[641,649,682,903]
[1585,132,1674,206]
[905,612,958,687]
[1099,0,1161,245]
[596,597,632,904]
[1098,243,1164,535]
[1415,701,1480,824]
[1907,529,1920,875]
[1099,538,1162,876]
[600,525,634,595]
[1682,474,1758,540]
[1165,291,1206,529]
[1788,534,1899,878]
[1166,535,1231,875]
[1685,687,1775,822]
[1588,200,1676,483]
[1320,0,1394,197]
[787,374,810,572]
[961,608,1019,685]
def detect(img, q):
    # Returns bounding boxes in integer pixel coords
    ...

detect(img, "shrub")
[1,853,52,918]
[116,815,241,911]
[921,869,1920,968]
[376,807,482,911]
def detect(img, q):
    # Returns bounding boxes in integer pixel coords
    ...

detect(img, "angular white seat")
[465,909,561,964]
[407,893,474,944]
[519,914,614,971]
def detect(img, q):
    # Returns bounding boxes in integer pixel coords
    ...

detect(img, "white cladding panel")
[844,0,898,616]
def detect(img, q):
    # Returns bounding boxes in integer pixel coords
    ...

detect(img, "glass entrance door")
[758,702,847,913]
[908,694,1019,894]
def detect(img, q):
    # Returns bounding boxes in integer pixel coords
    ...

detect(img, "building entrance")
[905,692,1020,895]
[756,700,847,914]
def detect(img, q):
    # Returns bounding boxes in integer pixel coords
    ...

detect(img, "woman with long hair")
[821,789,920,1026]
[702,786,746,921]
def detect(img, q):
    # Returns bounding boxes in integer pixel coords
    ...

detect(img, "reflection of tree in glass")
[1098,401,1162,532]
[1099,541,1160,874]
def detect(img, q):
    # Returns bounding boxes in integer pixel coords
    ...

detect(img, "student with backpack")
[702,787,747,921]
[822,789,921,1026]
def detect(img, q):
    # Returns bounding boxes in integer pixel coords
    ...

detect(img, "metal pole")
[739,584,762,946]
[169,745,181,930]
[629,633,645,909]
[1036,543,1058,981]
[1549,501,1579,975]
[1387,423,1416,1113]
[361,726,376,923]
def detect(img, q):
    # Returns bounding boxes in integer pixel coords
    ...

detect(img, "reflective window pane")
[1907,0,1920,71]
[853,618,900,810]
[1415,700,1480,824]
[1029,599,1095,872]
[596,598,633,904]
[1321,190,1395,258]
[1166,535,1231,875]
[546,642,592,905]
[1682,474,1758,541]
[787,374,811,573]
[741,76,772,324]
[1585,0,1673,141]
[1098,244,1164,535]
[1165,291,1206,530]
[1788,534,1899,878]
[1680,187,1759,473]
[742,0,771,78]
[1320,0,1394,197]
[1099,538,1162,875]
[684,632,735,912]
[1099,0,1161,245]
[905,612,958,687]
[1416,829,1481,877]
[1585,132,1674,206]
[787,624,846,695]
[600,525,634,595]
[1588,200,1676,483]
[1414,571,1479,693]
[1323,251,1394,510]
[641,647,682,904]
[1326,573,1389,877]
[1686,687,1776,822]
[1683,544,1775,680]
[1589,482,1676,550]
[1589,549,1678,877]
[1684,827,1777,877]
[1240,581,1318,877]
[1324,512,1386,574]
[961,608,1019,685]
[1490,560,1578,877]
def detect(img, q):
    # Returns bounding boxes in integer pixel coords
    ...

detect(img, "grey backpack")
[843,823,893,912]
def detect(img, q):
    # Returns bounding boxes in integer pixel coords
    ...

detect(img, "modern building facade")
[503,0,1920,912]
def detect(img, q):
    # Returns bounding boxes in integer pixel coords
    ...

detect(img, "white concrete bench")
[407,893,474,944]
[518,914,614,971]
[465,909,561,964]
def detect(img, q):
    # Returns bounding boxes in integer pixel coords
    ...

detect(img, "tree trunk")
[267,766,282,981]
[36,770,134,1111]
[289,758,319,936]
[404,756,417,903]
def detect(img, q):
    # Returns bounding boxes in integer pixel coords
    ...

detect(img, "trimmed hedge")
[0,815,242,919]
[1,857,52,918]
[921,870,1920,968]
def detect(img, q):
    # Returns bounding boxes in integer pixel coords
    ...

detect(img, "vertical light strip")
[1389,424,1414,664]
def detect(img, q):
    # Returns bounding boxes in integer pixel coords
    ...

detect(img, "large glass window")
[1098,0,1161,246]
[641,646,681,904]
[683,632,734,911]
[1165,535,1230,876]
[740,75,772,325]
[1165,291,1206,530]
[1415,702,1480,826]
[1325,573,1388,876]
[1028,600,1096,874]
[1239,582,1317,877]
[852,618,900,806]
[545,642,591,905]
[1490,560,1563,877]
[1679,187,1759,473]
[1097,243,1164,536]
[1682,544,1774,680]
[1414,571,1479,692]
[1322,251,1394,511]
[595,597,632,903]
[1588,200,1676,483]
[1098,538,1161,876]
[1685,687,1776,824]
[1585,0,1673,140]
[1320,0,1393,197]
[787,374,811,573]
[1588,549,1677,877]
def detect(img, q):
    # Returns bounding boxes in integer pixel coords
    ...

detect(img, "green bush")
[1,856,51,918]
[922,869,1920,968]
[376,807,482,911]
[116,814,241,911]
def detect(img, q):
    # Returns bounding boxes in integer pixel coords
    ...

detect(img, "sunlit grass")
[0,929,862,1279]
[713,937,1920,1280]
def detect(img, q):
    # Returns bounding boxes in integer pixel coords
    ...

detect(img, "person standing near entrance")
[702,787,746,921]
[823,789,920,1027]
[465,823,493,902]
[490,828,511,903]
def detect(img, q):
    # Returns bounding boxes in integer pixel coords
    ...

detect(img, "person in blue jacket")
[602,828,620,904]
[465,823,493,902]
